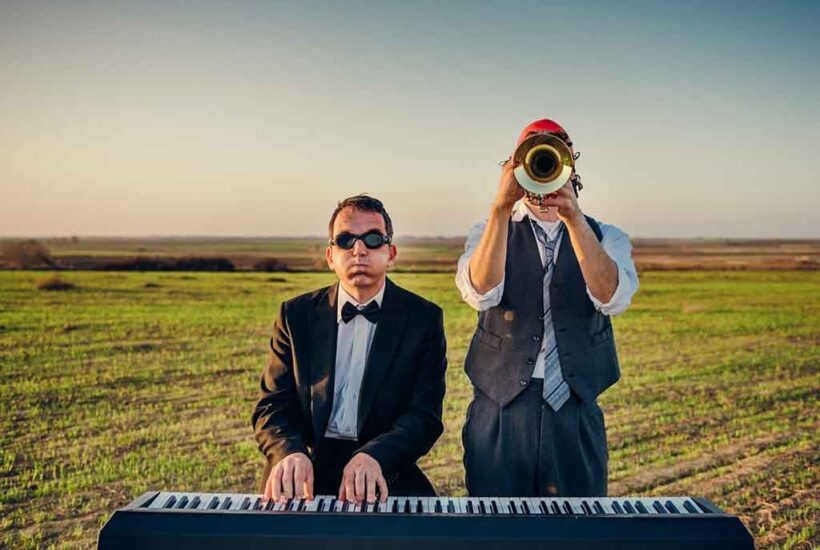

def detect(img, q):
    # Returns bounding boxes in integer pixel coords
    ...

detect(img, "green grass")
[0,270,817,549]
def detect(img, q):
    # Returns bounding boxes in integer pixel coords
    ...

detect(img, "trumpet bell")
[512,133,574,196]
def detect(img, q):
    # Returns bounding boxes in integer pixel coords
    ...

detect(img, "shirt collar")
[512,201,563,239]
[336,281,386,323]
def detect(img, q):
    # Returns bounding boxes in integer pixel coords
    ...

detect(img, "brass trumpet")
[512,133,579,211]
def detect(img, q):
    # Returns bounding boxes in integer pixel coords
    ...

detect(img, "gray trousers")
[462,380,608,497]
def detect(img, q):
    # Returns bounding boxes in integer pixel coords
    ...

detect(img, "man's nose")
[352,239,368,255]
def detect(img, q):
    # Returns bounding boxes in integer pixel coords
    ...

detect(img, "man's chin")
[347,273,377,287]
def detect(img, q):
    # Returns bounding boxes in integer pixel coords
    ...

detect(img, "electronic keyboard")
[98,491,754,549]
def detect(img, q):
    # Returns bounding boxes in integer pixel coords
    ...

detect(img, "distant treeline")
[2,238,818,272]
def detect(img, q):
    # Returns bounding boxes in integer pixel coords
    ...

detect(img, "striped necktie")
[530,219,571,411]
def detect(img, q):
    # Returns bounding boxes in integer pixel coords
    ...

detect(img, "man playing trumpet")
[456,118,639,497]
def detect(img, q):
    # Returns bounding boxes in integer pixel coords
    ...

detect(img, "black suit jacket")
[252,277,447,482]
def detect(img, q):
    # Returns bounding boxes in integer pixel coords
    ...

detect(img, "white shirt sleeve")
[586,223,639,316]
[455,219,505,311]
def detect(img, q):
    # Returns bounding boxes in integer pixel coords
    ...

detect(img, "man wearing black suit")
[252,195,447,504]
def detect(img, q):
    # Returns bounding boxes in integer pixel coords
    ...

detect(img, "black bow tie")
[341,300,381,324]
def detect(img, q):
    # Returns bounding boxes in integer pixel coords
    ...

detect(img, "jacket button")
[532,335,540,342]
[519,378,528,387]
[537,315,544,321]
[527,358,535,365]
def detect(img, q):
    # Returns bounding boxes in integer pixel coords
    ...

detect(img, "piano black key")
[622,501,635,514]
[665,500,680,514]
[208,497,220,510]
[521,500,530,514]
[189,496,201,509]
[221,497,233,510]
[466,501,475,514]
[508,501,517,515]
[581,501,593,515]
[447,499,456,514]
[175,496,189,509]
[252,498,262,511]
[163,495,177,509]
[562,501,573,515]
[683,500,699,514]
[434,499,443,513]
[240,497,250,511]
[551,501,562,515]
[490,501,499,515]
[478,501,487,515]
[594,501,605,514]
[264,500,276,511]
[415,499,423,514]
[635,501,649,514]
[653,501,666,514]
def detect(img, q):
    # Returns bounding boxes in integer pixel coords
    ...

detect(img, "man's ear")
[325,246,334,271]
[387,244,397,268]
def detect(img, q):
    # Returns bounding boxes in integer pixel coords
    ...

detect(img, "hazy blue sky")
[1,0,818,238]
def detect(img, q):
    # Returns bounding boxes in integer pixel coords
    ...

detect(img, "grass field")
[0,270,818,548]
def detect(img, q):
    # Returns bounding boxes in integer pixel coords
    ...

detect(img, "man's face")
[326,207,397,291]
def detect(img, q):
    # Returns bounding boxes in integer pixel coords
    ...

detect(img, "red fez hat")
[516,119,574,153]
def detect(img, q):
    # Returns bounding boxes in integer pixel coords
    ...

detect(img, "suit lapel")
[309,282,339,444]
[357,278,408,436]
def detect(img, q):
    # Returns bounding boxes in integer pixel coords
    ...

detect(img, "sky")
[1,0,818,238]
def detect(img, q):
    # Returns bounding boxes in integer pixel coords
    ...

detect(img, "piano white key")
[333,499,346,513]
[566,498,584,515]
[179,493,196,510]
[448,497,459,514]
[637,498,659,514]
[148,492,171,509]
[496,497,510,515]
[384,496,397,513]
[478,497,494,515]
[303,498,320,512]
[422,497,433,514]
[678,497,702,514]
[596,498,615,515]
[224,493,241,511]
[320,498,334,512]
[525,497,542,515]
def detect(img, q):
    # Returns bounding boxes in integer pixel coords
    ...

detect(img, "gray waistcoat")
[464,214,620,408]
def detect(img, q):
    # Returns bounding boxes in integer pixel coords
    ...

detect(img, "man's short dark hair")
[328,194,394,240]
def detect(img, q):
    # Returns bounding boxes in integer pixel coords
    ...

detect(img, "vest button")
[532,335,540,342]
[527,358,535,365]
[519,378,528,387]
[537,315,544,321]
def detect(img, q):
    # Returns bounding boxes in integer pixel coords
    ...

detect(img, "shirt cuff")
[456,261,505,311]
[586,264,633,316]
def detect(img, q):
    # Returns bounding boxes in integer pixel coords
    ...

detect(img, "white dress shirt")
[455,201,639,378]
[324,282,386,440]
